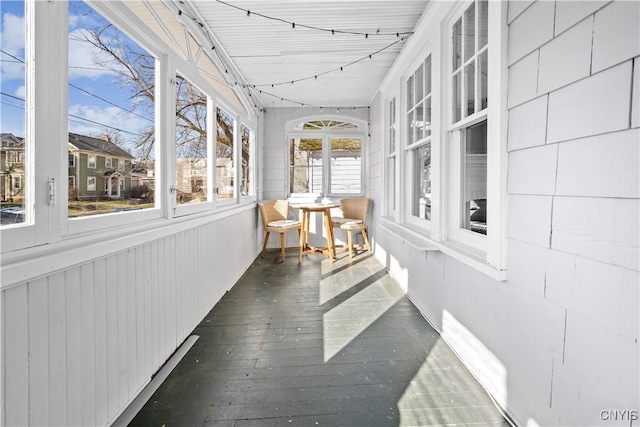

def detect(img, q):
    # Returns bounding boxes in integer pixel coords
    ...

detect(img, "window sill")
[379,220,506,281]
[379,221,439,251]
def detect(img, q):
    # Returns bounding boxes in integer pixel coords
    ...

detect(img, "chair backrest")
[340,197,370,224]
[258,200,289,228]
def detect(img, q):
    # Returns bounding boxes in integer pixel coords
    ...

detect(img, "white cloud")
[68,28,118,80]
[0,12,26,82]
[69,103,153,153]
[15,85,25,99]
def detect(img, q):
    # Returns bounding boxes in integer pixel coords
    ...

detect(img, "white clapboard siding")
[1,209,257,426]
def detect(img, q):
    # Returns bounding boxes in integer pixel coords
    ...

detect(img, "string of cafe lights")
[244,86,370,112]
[214,0,414,38]
[169,2,412,112]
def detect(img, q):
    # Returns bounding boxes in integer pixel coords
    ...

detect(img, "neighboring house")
[176,157,207,195]
[68,132,134,200]
[0,133,26,202]
[130,163,155,190]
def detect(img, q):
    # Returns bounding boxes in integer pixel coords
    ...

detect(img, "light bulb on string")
[246,10,251,18]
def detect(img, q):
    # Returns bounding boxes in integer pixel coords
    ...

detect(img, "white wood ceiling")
[185,0,429,109]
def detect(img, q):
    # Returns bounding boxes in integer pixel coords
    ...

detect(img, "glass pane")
[464,2,476,61]
[479,50,488,110]
[330,138,362,194]
[453,71,462,123]
[290,138,322,194]
[388,156,396,211]
[67,1,156,217]
[1,0,27,226]
[479,0,488,49]
[453,17,462,70]
[240,124,253,197]
[461,120,487,235]
[389,98,396,153]
[416,102,425,141]
[411,144,431,220]
[415,63,424,102]
[465,61,476,117]
[425,55,432,96]
[406,75,414,110]
[174,76,208,204]
[425,97,432,137]
[407,111,415,145]
[216,106,235,200]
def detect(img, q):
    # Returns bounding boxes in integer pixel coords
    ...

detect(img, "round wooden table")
[291,203,340,263]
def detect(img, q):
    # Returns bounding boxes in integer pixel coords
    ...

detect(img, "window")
[216,106,235,201]
[175,75,209,205]
[449,0,489,242]
[406,55,433,225]
[0,0,27,228]
[1,0,257,252]
[386,98,397,216]
[240,124,254,197]
[68,0,156,220]
[288,119,366,197]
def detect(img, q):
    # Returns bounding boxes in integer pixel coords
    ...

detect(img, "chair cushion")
[332,217,362,225]
[267,219,300,228]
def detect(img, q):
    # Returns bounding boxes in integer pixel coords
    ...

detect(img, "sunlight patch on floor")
[322,278,403,362]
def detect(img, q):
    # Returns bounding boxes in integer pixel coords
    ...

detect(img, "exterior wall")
[371,1,638,426]
[1,209,258,426]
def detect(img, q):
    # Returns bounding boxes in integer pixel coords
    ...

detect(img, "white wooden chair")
[258,200,301,262]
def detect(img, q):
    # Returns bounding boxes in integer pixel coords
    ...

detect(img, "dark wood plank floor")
[130,249,511,426]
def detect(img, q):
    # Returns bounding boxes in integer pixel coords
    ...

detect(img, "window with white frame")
[0,0,257,253]
[406,55,433,224]
[386,98,397,216]
[175,74,209,205]
[68,0,156,220]
[240,124,254,197]
[216,106,235,201]
[289,119,364,196]
[449,0,489,241]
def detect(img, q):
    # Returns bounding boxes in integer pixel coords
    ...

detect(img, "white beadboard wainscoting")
[1,207,258,427]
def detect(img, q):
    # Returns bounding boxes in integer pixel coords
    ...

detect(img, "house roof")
[68,132,133,159]
[1,133,25,148]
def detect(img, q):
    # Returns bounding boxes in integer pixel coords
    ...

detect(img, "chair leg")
[361,227,372,253]
[261,231,270,257]
[298,228,303,264]
[347,229,353,258]
[280,233,286,262]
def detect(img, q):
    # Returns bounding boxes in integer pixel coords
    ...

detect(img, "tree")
[79,21,234,163]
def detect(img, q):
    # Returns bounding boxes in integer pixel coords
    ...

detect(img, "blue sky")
[1,0,154,156]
